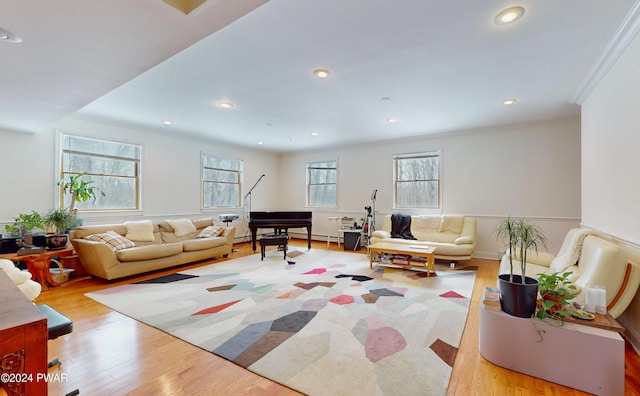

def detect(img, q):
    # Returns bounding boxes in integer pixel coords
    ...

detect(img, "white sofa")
[499,228,640,318]
[370,215,476,261]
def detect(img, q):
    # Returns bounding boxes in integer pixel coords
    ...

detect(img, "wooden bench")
[259,234,289,260]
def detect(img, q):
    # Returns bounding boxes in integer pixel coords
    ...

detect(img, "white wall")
[582,31,640,347]
[0,118,280,240]
[279,117,581,258]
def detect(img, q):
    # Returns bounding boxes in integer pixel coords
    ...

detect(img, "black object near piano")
[249,211,312,251]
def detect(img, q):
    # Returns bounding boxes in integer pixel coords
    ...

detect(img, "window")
[307,160,337,207]
[202,154,243,208]
[60,134,141,211]
[393,150,440,208]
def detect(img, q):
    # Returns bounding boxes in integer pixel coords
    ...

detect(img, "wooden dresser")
[0,270,47,396]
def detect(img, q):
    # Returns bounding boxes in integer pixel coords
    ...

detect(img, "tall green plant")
[58,173,105,213]
[492,216,518,282]
[515,218,548,285]
[493,216,548,285]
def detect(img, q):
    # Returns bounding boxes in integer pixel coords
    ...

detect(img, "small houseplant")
[493,216,548,318]
[536,271,578,320]
[5,211,44,236]
[42,208,75,249]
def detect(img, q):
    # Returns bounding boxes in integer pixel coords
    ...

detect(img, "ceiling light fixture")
[494,6,525,25]
[162,120,173,125]
[257,140,264,145]
[311,132,319,137]
[502,98,518,106]
[386,118,398,124]
[217,101,234,109]
[0,27,23,43]
[313,69,331,78]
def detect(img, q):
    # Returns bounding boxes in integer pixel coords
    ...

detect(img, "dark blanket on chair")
[391,214,416,240]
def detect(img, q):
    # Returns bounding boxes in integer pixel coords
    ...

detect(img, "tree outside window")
[307,160,337,207]
[394,151,440,208]
[60,134,141,211]
[202,154,243,208]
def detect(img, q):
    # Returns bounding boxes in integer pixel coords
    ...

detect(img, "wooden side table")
[0,247,76,291]
[0,270,48,396]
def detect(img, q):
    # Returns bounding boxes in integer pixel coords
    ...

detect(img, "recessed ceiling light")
[311,132,319,137]
[217,101,234,109]
[313,69,331,78]
[162,120,173,125]
[494,6,525,25]
[0,27,23,43]
[386,118,398,124]
[257,140,264,145]
[502,98,518,106]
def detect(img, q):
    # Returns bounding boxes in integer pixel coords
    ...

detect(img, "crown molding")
[572,1,640,104]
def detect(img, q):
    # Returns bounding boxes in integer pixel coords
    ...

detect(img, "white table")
[479,303,624,395]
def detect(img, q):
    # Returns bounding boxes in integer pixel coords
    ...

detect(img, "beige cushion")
[84,231,136,251]
[439,216,465,234]
[192,218,214,229]
[116,243,183,262]
[414,216,441,230]
[124,220,155,242]
[167,218,197,237]
[183,237,226,251]
[198,225,224,238]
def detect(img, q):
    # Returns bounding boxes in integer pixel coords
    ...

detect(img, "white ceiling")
[2,0,638,153]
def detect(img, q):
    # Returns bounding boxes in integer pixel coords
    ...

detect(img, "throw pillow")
[439,216,465,234]
[197,225,225,238]
[124,220,155,242]
[84,231,136,251]
[166,218,197,237]
[415,215,441,230]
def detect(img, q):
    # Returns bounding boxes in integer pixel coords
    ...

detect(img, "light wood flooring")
[34,240,639,395]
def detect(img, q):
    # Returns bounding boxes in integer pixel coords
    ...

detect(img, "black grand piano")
[249,211,312,251]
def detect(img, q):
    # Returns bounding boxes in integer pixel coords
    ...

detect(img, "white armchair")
[499,228,640,318]
[0,258,41,301]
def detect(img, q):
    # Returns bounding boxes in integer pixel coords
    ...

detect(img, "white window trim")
[306,159,338,208]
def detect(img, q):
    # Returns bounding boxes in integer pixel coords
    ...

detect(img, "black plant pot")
[46,234,68,250]
[498,274,539,318]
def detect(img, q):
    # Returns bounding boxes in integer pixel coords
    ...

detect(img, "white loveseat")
[498,228,640,318]
[370,215,476,261]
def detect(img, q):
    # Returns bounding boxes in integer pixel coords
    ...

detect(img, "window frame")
[306,159,338,208]
[201,153,243,209]
[58,133,141,212]
[393,150,441,209]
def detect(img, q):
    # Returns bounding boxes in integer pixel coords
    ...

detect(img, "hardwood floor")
[35,240,639,395]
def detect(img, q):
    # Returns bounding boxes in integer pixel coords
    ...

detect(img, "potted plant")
[5,211,44,235]
[536,271,578,320]
[42,208,75,249]
[58,173,105,213]
[493,216,548,318]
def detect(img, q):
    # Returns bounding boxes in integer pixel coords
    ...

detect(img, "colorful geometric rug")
[85,249,476,396]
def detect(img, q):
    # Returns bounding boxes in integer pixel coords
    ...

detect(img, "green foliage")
[515,218,547,285]
[42,208,75,234]
[58,173,105,212]
[492,216,517,282]
[493,216,548,285]
[4,211,44,233]
[536,271,578,320]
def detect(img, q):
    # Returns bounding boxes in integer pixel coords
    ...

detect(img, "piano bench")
[259,234,289,260]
